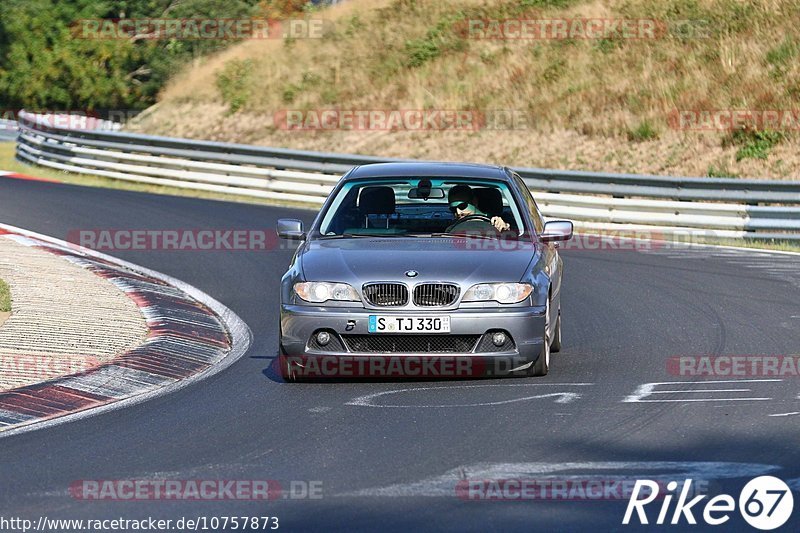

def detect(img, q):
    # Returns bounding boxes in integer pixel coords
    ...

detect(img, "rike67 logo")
[623,476,794,530]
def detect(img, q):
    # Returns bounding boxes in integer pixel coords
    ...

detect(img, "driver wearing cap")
[446,184,510,232]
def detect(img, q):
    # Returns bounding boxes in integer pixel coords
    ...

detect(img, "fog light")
[316,331,331,346]
[492,332,507,347]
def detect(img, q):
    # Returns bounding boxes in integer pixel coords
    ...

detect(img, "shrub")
[627,120,658,142]
[724,129,785,162]
[216,59,254,113]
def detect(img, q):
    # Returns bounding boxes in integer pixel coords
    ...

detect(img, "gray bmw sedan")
[277,162,573,380]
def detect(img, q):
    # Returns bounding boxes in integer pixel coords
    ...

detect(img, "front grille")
[413,283,460,307]
[363,283,408,307]
[342,334,479,353]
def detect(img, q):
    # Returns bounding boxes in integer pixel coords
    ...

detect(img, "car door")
[511,173,563,308]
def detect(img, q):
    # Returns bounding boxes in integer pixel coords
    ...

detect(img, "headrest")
[473,187,503,216]
[359,186,396,215]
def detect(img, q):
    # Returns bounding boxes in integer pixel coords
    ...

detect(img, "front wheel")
[550,306,562,353]
[528,298,551,376]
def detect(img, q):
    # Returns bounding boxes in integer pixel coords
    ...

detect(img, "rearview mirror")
[277,219,305,239]
[541,220,573,243]
[408,187,445,199]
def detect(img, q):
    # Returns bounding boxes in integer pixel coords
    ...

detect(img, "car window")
[317,178,526,237]
[512,173,544,234]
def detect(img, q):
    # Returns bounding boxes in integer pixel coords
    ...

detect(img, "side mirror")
[541,220,573,243]
[277,219,305,240]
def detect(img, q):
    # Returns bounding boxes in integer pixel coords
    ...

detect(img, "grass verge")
[0,277,10,313]
[690,237,800,254]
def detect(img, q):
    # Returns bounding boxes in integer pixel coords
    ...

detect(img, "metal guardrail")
[14,110,800,240]
[0,119,18,141]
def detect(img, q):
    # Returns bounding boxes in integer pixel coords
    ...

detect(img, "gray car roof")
[346,162,511,180]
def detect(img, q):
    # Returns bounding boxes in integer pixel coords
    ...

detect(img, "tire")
[529,297,551,376]
[550,306,562,353]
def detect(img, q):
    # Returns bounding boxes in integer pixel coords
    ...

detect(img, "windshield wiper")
[319,233,412,239]
[429,232,500,241]
[320,232,504,239]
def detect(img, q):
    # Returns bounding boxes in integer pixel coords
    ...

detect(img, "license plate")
[368,315,451,333]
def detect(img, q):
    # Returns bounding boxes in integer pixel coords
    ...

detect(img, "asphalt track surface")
[1,176,799,532]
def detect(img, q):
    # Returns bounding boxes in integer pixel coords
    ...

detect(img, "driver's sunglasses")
[450,202,469,212]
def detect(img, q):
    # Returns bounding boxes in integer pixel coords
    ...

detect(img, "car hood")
[299,237,539,284]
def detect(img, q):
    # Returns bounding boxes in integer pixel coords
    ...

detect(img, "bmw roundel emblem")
[405,270,419,278]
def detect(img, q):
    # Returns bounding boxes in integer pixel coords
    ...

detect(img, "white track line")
[347,383,594,408]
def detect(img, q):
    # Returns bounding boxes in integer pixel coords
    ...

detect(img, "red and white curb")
[0,223,252,437]
[0,170,58,183]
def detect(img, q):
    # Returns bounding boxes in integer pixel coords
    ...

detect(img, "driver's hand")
[491,216,510,232]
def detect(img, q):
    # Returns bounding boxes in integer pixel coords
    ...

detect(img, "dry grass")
[693,238,800,253]
[0,277,10,313]
[126,0,800,179]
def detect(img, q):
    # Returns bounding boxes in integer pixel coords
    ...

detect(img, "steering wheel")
[448,214,498,234]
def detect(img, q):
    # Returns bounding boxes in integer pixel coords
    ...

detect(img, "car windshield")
[317,178,526,239]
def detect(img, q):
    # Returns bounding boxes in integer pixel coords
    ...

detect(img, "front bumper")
[279,304,546,377]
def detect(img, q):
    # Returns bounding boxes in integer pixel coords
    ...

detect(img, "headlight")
[294,282,359,303]
[462,283,532,304]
